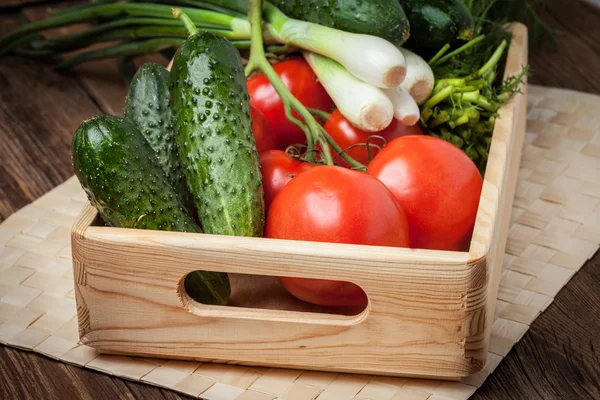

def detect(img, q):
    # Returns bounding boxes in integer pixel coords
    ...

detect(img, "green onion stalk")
[243,0,366,170]
[0,2,261,65]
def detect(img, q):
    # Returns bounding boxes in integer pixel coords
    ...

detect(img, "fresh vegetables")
[304,52,394,132]
[250,106,278,154]
[247,57,334,150]
[244,0,368,171]
[265,166,410,307]
[17,0,529,307]
[72,115,231,305]
[322,110,414,168]
[263,3,407,89]
[268,0,410,46]
[0,4,253,57]
[124,62,188,207]
[398,48,435,105]
[380,119,424,141]
[421,35,529,172]
[170,12,264,237]
[368,136,483,251]
[259,150,314,210]
[400,0,475,53]
[383,86,421,126]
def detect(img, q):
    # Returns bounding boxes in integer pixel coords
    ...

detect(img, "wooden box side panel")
[469,23,529,359]
[71,223,488,378]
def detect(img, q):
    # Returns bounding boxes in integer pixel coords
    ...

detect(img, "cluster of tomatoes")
[247,57,483,307]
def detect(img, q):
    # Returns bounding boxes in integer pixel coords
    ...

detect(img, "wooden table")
[1,1,599,398]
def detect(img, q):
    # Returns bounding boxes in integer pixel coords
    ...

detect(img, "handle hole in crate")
[180,271,370,325]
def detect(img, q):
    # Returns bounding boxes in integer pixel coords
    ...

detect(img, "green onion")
[384,87,420,126]
[303,51,393,132]
[263,2,407,88]
[398,48,435,105]
[0,3,250,54]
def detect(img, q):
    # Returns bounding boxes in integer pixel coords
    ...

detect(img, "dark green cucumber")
[72,115,230,305]
[400,0,474,51]
[124,62,188,206]
[170,31,264,237]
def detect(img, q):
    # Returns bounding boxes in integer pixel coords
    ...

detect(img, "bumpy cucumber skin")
[270,0,410,46]
[400,0,475,51]
[124,63,188,205]
[170,32,264,237]
[72,115,230,305]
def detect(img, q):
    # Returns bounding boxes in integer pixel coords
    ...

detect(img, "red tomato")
[251,106,278,153]
[323,110,382,167]
[368,136,482,251]
[266,166,410,306]
[323,110,423,167]
[247,57,334,150]
[379,118,424,141]
[259,150,314,209]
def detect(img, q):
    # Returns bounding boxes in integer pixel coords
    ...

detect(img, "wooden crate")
[71,24,528,380]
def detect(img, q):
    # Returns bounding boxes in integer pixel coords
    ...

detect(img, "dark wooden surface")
[1,0,599,399]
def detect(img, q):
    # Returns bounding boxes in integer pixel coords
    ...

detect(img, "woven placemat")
[1,84,599,400]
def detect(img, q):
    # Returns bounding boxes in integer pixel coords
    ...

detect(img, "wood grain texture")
[73,204,487,378]
[0,0,599,398]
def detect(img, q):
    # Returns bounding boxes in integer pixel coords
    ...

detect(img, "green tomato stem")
[173,8,199,36]
[244,0,366,169]
[244,0,318,162]
[307,108,332,122]
[318,126,367,170]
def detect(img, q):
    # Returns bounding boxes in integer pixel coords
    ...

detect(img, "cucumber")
[170,31,264,237]
[72,115,231,305]
[400,0,474,51]
[124,62,188,207]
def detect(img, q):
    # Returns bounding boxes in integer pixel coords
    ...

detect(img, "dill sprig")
[420,32,530,174]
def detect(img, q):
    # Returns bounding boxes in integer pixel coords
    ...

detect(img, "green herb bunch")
[419,0,535,174]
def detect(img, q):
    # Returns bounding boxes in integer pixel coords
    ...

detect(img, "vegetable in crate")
[259,150,315,210]
[124,62,188,207]
[322,109,422,168]
[266,166,410,307]
[72,115,231,305]
[400,0,475,53]
[368,135,483,252]
[216,0,411,46]
[421,33,530,173]
[247,57,334,150]
[250,105,278,153]
[170,11,264,237]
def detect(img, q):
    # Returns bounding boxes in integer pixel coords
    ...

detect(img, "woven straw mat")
[1,85,599,400]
